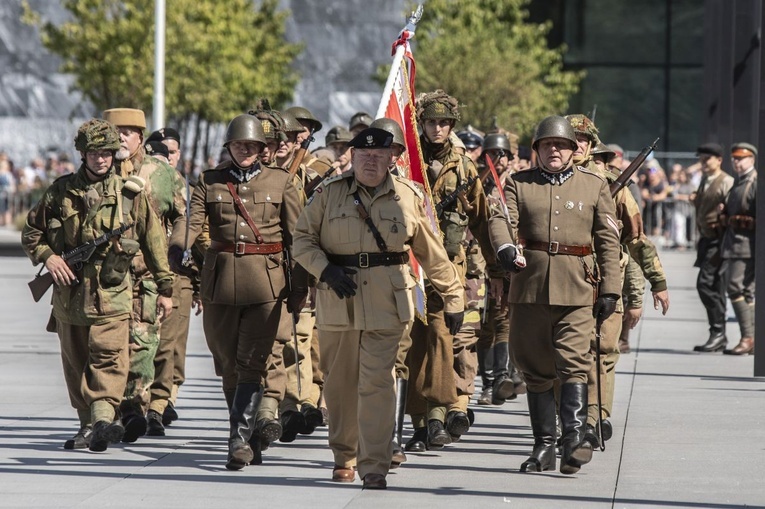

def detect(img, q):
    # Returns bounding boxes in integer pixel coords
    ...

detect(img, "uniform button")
[555,211,560,215]
[242,186,248,190]
[342,213,346,217]
[241,199,248,203]
[363,281,367,285]
[240,222,246,227]
[555,195,560,200]
[239,234,245,239]
[553,226,559,231]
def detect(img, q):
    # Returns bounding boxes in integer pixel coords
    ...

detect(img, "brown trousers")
[587,309,623,425]
[281,309,319,412]
[57,318,130,415]
[508,304,594,393]
[150,275,193,413]
[203,300,289,392]
[319,326,404,479]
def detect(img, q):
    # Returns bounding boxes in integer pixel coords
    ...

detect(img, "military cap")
[325,126,354,146]
[146,127,181,145]
[696,142,724,158]
[457,129,484,149]
[145,140,170,159]
[348,127,394,149]
[731,142,757,158]
[103,108,147,130]
[349,111,374,131]
[285,106,323,132]
[74,119,121,152]
[565,114,599,143]
[417,90,460,122]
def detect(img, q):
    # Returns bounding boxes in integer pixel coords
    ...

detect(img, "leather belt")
[520,239,592,256]
[327,252,409,268]
[210,240,283,255]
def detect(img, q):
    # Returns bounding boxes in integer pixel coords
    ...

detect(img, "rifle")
[594,314,606,451]
[181,171,193,268]
[282,248,301,396]
[287,128,316,177]
[609,138,659,198]
[28,222,134,302]
[435,175,477,216]
[303,168,334,198]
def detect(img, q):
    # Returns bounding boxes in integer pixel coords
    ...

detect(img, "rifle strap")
[227,182,264,244]
[348,180,387,252]
[121,175,146,234]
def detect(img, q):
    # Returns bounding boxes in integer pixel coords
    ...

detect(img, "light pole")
[152,0,166,130]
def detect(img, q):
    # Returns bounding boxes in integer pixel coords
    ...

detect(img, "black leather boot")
[391,378,408,467]
[520,388,556,472]
[299,403,324,435]
[559,383,593,474]
[693,329,727,352]
[492,342,515,405]
[427,419,451,448]
[279,409,305,443]
[224,389,235,412]
[226,383,262,470]
[120,402,147,444]
[405,427,427,452]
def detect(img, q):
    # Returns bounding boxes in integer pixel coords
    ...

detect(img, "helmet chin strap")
[82,153,114,181]
[572,143,591,166]
[228,146,254,171]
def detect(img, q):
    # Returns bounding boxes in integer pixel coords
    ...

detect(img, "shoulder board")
[577,166,606,182]
[394,176,424,200]
[323,171,352,187]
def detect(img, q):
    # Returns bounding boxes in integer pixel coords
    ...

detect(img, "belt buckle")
[359,252,370,268]
[235,242,246,255]
[548,241,559,254]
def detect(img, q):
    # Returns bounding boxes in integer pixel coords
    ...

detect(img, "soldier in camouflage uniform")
[566,114,669,444]
[103,108,187,443]
[404,90,501,452]
[22,119,174,452]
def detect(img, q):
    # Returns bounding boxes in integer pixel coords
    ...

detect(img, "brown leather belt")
[210,240,283,255]
[520,239,592,256]
[327,252,409,268]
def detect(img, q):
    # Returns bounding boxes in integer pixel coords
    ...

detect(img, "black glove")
[287,287,308,314]
[593,294,619,323]
[497,245,522,272]
[168,245,193,276]
[320,264,357,299]
[444,311,464,336]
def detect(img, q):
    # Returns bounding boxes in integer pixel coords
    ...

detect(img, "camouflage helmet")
[325,126,354,146]
[565,114,600,144]
[285,106,322,132]
[349,111,374,131]
[482,133,513,154]
[280,110,305,134]
[248,99,287,142]
[224,114,267,147]
[369,118,405,150]
[532,116,577,151]
[74,119,121,152]
[417,90,460,122]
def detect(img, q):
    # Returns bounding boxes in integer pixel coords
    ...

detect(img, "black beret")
[146,127,181,144]
[696,142,723,158]
[145,140,170,159]
[348,127,394,149]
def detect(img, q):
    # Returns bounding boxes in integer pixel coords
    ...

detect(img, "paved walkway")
[0,242,763,508]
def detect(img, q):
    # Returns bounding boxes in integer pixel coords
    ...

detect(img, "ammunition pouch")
[441,210,469,258]
[728,215,756,232]
[45,218,64,254]
[134,278,159,324]
[100,238,140,288]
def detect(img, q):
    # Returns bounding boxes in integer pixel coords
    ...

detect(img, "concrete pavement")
[0,245,763,508]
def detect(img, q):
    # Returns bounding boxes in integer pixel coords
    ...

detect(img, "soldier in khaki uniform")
[405,90,500,452]
[721,142,757,355]
[169,114,306,470]
[489,116,621,475]
[103,108,187,444]
[22,119,174,452]
[691,143,734,352]
[293,127,464,490]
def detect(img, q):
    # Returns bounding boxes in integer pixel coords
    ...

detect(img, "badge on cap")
[565,201,574,210]
[366,135,374,146]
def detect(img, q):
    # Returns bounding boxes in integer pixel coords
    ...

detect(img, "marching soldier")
[489,116,621,474]
[692,143,734,352]
[103,108,186,443]
[22,119,174,451]
[292,126,463,489]
[721,142,757,355]
[168,113,306,469]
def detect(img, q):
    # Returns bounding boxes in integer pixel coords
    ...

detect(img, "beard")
[116,147,131,161]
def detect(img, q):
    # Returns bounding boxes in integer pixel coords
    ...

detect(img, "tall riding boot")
[226,383,262,471]
[726,298,755,355]
[391,378,408,467]
[476,347,494,405]
[559,382,593,475]
[224,389,235,412]
[492,342,515,405]
[520,388,557,472]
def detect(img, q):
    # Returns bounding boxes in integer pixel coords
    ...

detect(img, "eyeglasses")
[86,150,113,160]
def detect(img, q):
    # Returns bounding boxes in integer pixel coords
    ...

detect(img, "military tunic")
[489,166,621,392]
[293,170,463,479]
[23,166,172,422]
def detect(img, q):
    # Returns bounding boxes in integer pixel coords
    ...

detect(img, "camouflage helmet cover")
[74,119,121,152]
[532,116,578,151]
[416,90,461,122]
[224,114,267,147]
[565,114,600,144]
[369,118,405,149]
[285,106,323,132]
[248,98,287,141]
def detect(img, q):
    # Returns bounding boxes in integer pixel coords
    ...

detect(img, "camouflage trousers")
[123,280,161,417]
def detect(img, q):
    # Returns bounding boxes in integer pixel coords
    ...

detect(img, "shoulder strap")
[347,179,388,252]
[226,181,264,243]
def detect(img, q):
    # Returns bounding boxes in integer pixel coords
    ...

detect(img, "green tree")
[23,0,301,162]
[409,0,583,141]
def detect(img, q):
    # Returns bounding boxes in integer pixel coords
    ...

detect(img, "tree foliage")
[410,0,583,141]
[23,0,301,159]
